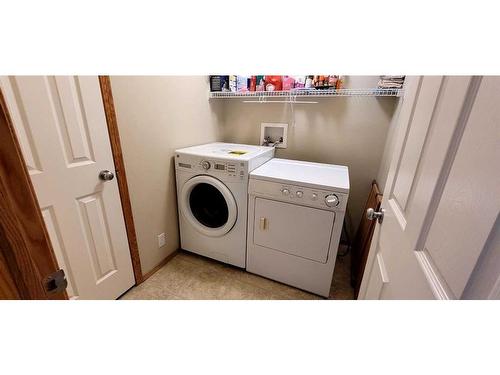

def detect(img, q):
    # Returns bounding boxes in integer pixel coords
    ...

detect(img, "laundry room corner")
[219,76,399,233]
[108,75,401,278]
[109,76,224,276]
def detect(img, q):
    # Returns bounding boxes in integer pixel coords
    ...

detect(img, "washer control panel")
[176,155,247,180]
[250,179,347,211]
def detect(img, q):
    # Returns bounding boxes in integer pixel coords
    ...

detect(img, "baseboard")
[141,249,179,283]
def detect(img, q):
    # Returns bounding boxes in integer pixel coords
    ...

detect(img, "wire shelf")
[209,88,403,99]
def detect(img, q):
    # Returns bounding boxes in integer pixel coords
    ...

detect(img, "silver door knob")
[99,170,114,181]
[367,208,384,223]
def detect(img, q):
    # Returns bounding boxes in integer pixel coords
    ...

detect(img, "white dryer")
[175,143,274,267]
[247,158,349,296]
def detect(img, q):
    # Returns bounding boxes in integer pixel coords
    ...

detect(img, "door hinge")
[43,269,68,294]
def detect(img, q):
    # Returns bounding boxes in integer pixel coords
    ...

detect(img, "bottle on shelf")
[282,76,295,90]
[336,76,345,89]
[265,76,283,91]
[256,75,265,91]
[305,75,314,89]
[229,75,237,92]
[328,75,338,88]
[293,76,306,89]
[237,76,249,92]
[249,76,257,92]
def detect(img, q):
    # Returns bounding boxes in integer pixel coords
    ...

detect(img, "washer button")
[296,191,303,198]
[201,160,211,170]
[281,188,290,196]
[311,193,318,200]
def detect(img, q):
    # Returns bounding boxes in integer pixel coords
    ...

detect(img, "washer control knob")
[296,191,303,198]
[311,193,318,200]
[281,188,290,196]
[201,160,211,170]
[325,194,340,207]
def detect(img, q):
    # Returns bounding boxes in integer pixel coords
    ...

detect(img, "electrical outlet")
[157,233,166,248]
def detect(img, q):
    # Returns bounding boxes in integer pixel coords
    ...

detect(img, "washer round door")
[180,175,238,237]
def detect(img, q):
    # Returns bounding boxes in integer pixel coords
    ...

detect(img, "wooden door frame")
[98,76,143,285]
[0,76,143,299]
[0,86,67,299]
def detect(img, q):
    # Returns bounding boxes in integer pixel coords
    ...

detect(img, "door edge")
[98,76,144,285]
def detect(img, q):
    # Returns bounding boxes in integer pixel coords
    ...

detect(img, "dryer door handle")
[259,217,267,231]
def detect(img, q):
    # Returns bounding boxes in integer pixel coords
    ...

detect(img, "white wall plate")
[260,122,288,149]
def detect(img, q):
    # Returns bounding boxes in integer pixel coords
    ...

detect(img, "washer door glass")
[189,183,228,228]
[180,175,237,237]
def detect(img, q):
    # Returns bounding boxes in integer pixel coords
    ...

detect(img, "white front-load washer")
[175,143,274,267]
[246,158,349,296]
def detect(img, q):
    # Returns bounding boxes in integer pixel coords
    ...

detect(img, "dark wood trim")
[0,87,67,299]
[0,231,21,299]
[142,250,179,282]
[98,76,144,285]
[351,180,383,299]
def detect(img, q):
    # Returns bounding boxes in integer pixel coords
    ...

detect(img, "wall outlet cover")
[157,233,166,248]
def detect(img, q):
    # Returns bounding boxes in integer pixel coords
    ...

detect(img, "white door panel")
[360,76,499,300]
[391,76,442,211]
[422,77,500,298]
[0,76,135,300]
[364,251,389,300]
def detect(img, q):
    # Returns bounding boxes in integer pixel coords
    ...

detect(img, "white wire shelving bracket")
[209,88,403,100]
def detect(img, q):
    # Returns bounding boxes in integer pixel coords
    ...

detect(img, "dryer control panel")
[248,179,348,211]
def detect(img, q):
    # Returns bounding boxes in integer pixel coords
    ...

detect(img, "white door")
[359,76,500,300]
[0,76,135,300]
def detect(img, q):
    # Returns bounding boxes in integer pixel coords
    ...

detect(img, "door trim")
[98,76,143,285]
[0,87,67,299]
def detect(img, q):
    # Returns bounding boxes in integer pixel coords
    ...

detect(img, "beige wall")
[220,76,397,233]
[110,76,223,274]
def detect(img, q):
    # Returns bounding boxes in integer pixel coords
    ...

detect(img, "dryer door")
[253,197,335,263]
[180,175,238,237]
